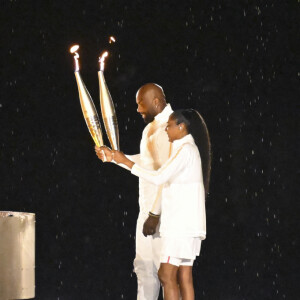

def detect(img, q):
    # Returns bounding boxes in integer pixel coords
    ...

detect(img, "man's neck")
[156,102,167,116]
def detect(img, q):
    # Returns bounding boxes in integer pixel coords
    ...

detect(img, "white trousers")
[134,212,162,300]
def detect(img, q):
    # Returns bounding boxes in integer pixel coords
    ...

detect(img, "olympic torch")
[70,45,104,147]
[98,51,120,150]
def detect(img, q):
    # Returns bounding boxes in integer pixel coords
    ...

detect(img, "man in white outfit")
[97,83,173,299]
[133,84,173,300]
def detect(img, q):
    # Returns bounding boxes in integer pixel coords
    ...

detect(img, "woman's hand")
[94,147,135,169]
[94,146,113,162]
[112,150,135,169]
[111,150,127,164]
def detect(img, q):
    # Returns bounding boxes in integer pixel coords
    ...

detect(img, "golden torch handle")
[74,72,104,147]
[70,45,107,161]
[98,70,120,150]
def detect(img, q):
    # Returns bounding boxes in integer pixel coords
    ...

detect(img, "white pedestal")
[0,211,35,299]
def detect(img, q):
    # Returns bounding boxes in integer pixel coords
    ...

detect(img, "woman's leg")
[158,263,180,300]
[177,266,194,300]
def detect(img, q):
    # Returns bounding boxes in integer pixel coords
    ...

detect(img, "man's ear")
[153,97,159,107]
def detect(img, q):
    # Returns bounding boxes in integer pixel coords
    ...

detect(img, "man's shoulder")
[162,105,173,122]
[142,122,152,134]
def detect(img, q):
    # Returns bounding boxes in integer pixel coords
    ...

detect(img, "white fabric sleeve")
[112,154,140,171]
[131,144,190,185]
[149,185,164,215]
[125,154,141,164]
[149,142,172,215]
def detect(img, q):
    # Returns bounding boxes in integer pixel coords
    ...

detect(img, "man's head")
[136,83,167,123]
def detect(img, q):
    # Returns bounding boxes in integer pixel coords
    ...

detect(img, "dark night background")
[0,0,298,299]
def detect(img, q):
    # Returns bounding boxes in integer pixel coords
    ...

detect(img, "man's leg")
[134,214,161,300]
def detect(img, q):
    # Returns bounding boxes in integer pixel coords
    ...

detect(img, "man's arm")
[147,141,172,216]
[142,130,172,236]
[142,185,163,236]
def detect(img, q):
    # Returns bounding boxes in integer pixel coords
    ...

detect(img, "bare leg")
[177,266,194,300]
[158,263,180,300]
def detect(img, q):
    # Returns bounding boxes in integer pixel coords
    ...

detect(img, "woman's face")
[165,116,181,142]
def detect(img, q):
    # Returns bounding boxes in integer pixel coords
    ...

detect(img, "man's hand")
[95,146,113,162]
[143,215,160,237]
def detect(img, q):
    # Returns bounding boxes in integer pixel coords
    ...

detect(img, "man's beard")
[143,113,155,124]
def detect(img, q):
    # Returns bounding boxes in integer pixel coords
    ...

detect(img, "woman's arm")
[112,150,135,169]
[129,144,191,186]
[95,146,136,169]
[95,146,138,168]
[96,144,193,186]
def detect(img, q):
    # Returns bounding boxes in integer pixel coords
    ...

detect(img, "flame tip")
[109,36,116,43]
[99,51,109,60]
[70,44,80,53]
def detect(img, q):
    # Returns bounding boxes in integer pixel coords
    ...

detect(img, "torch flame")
[70,45,79,53]
[99,51,109,71]
[70,44,80,72]
[109,36,116,43]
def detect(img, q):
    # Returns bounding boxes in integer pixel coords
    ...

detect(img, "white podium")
[0,212,35,299]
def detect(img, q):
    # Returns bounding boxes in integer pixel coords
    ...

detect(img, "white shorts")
[160,236,201,259]
[160,255,194,267]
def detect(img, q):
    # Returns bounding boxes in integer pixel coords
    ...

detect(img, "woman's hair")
[171,109,212,197]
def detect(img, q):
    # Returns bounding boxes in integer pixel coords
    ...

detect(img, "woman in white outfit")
[96,109,211,300]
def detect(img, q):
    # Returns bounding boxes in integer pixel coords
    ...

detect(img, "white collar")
[172,134,195,149]
[154,104,173,122]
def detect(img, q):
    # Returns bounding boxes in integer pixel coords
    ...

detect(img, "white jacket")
[126,104,173,215]
[131,134,206,239]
